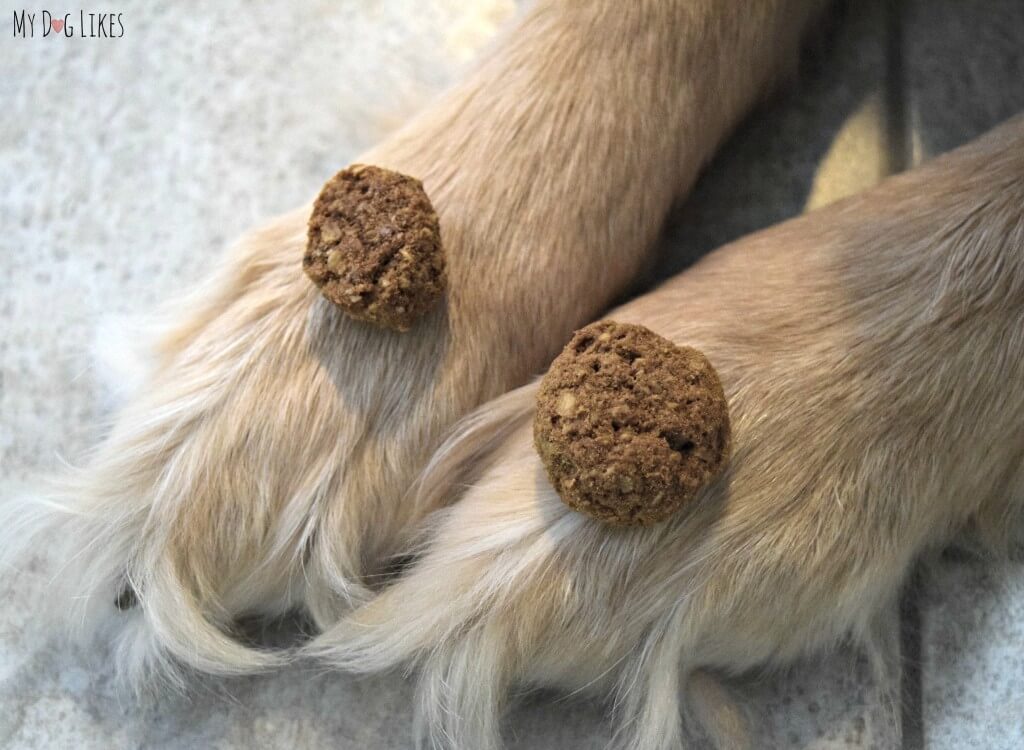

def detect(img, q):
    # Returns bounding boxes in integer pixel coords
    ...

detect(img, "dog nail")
[114,583,138,611]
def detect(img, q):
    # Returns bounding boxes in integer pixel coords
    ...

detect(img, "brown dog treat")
[534,321,731,526]
[304,164,445,331]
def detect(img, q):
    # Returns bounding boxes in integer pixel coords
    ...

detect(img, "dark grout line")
[884,4,925,747]
[899,565,926,750]
[884,0,912,173]
[868,0,933,718]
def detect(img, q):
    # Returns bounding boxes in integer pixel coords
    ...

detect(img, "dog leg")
[0,0,825,684]
[311,116,1024,748]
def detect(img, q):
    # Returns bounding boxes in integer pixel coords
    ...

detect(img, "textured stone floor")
[2,1,1023,748]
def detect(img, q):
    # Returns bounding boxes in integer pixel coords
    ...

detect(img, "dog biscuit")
[304,164,445,331]
[534,321,730,525]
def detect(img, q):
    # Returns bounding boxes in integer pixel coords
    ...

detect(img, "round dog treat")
[534,321,731,526]
[304,164,445,331]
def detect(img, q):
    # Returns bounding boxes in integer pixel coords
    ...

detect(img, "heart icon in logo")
[51,18,64,33]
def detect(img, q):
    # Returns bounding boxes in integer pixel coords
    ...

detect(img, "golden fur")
[313,116,1024,748]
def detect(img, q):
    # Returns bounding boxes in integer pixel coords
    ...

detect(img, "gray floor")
[2,1,1023,748]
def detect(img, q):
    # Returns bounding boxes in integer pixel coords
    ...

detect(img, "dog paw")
[305,383,751,749]
[307,378,912,749]
[0,130,613,687]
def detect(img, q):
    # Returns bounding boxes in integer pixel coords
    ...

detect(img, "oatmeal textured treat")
[304,164,445,331]
[534,321,731,526]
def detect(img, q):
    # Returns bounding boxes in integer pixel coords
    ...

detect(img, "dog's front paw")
[307,384,719,750]
[0,203,465,684]
[308,377,910,750]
